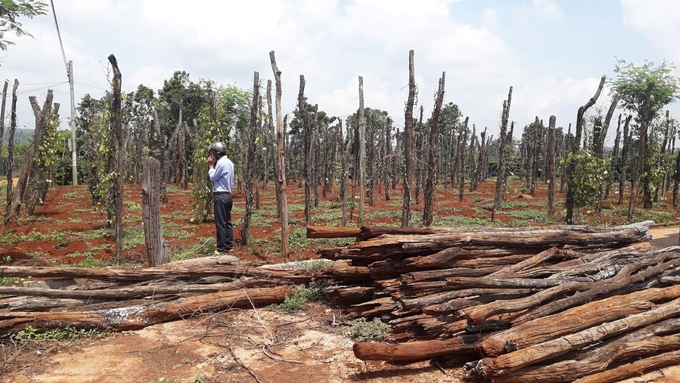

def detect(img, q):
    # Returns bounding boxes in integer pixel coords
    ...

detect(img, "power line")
[50,0,68,73]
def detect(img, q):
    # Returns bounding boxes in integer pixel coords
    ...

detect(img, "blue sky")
[2,0,679,144]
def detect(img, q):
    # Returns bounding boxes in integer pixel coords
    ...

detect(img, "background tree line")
[2,55,680,250]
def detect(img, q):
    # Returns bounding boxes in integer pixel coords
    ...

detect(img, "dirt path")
[649,225,679,248]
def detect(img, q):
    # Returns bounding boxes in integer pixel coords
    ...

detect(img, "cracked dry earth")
[5,227,680,383]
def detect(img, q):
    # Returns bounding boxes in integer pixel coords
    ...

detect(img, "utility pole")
[50,0,78,185]
[67,60,77,185]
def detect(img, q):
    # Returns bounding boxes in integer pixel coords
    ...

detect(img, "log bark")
[464,253,676,325]
[142,157,170,266]
[0,264,311,284]
[1,286,292,334]
[269,51,290,261]
[571,350,680,383]
[354,333,481,362]
[513,252,679,325]
[475,295,680,377]
[306,225,360,239]
[108,54,124,259]
[477,284,680,358]
[0,279,281,300]
[491,319,680,383]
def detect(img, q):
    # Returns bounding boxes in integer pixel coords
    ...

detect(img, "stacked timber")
[311,221,680,382]
[0,256,311,333]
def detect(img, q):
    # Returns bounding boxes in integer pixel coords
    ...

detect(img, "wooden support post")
[142,157,170,266]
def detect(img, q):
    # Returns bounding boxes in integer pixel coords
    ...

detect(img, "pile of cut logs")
[0,256,310,332]
[2,221,680,382]
[311,221,680,382]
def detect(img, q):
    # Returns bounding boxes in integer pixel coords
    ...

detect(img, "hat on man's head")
[209,142,226,154]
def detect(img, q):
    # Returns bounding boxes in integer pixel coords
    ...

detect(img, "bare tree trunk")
[2,80,18,235]
[269,52,289,261]
[358,76,366,226]
[619,115,633,204]
[458,130,468,202]
[565,75,606,224]
[0,80,8,159]
[6,90,53,230]
[241,72,259,246]
[298,75,312,225]
[383,117,392,201]
[493,87,513,214]
[629,82,655,218]
[340,119,350,227]
[312,104,319,208]
[142,158,170,266]
[108,54,125,260]
[604,114,622,200]
[547,116,556,216]
[423,72,445,227]
[402,50,415,228]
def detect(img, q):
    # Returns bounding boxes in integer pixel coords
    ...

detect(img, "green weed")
[347,318,391,341]
[272,282,327,312]
[6,325,106,340]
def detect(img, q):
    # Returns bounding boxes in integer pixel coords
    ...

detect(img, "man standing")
[208,142,235,254]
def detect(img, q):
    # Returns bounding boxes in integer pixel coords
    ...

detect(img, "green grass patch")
[347,318,391,341]
[171,237,215,262]
[507,209,548,221]
[119,226,146,251]
[71,228,109,240]
[6,325,106,341]
[271,282,327,312]
[0,277,19,286]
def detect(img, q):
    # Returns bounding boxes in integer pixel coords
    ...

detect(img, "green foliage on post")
[190,84,250,223]
[559,150,610,215]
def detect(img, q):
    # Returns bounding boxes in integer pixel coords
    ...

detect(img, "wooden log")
[463,260,649,325]
[325,286,374,305]
[474,295,680,377]
[349,224,652,256]
[346,297,398,319]
[402,266,502,282]
[447,276,568,289]
[571,350,680,383]
[0,264,312,284]
[7,297,104,311]
[491,319,680,383]
[353,333,482,362]
[424,291,535,316]
[403,246,526,268]
[513,254,679,325]
[488,247,562,276]
[306,225,360,239]
[477,284,680,357]
[401,288,532,310]
[315,261,371,280]
[0,286,292,334]
[0,279,280,300]
[359,226,440,239]
[356,221,654,240]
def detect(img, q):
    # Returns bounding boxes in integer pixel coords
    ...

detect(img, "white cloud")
[530,0,565,23]
[620,0,680,62]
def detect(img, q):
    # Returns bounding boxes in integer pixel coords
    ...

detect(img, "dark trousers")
[214,193,233,252]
